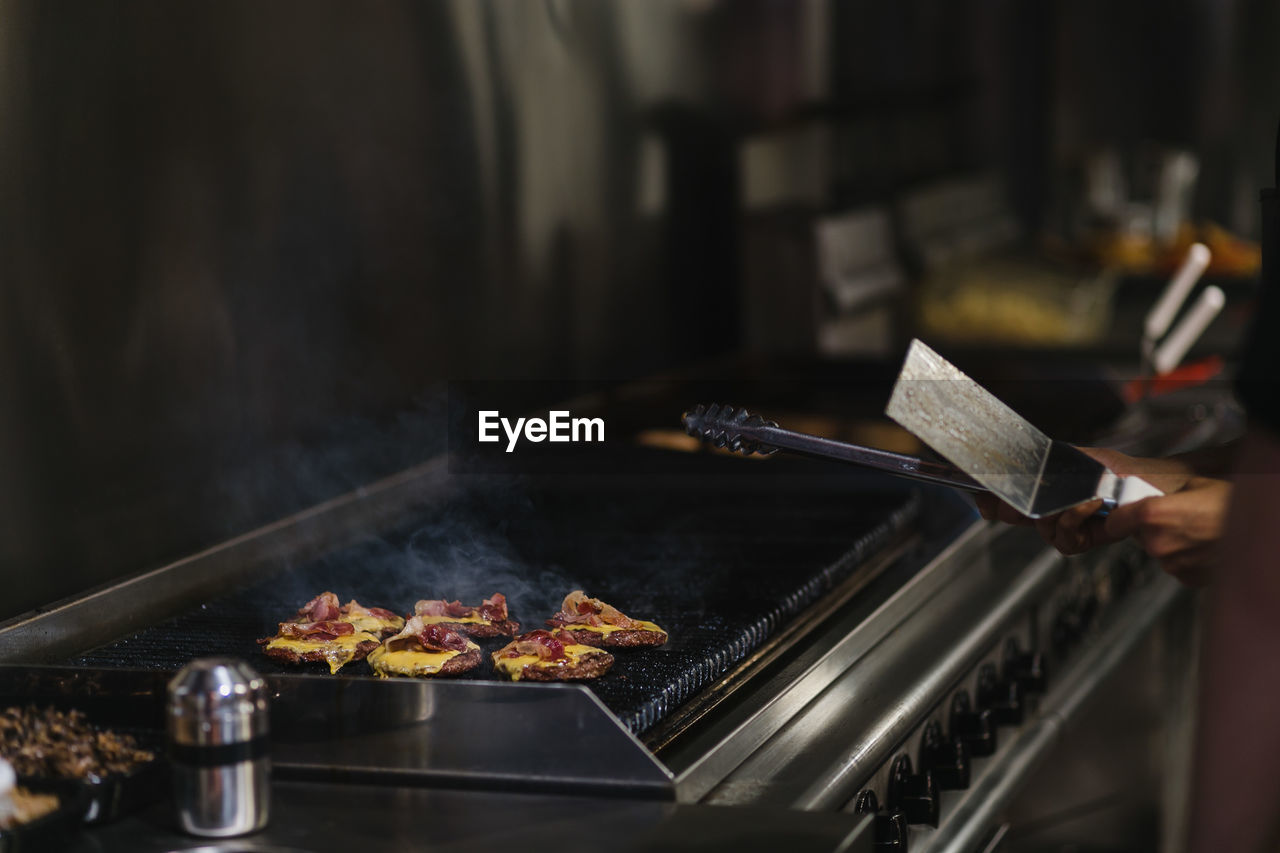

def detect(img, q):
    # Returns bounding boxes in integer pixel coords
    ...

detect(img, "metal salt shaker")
[167,658,271,837]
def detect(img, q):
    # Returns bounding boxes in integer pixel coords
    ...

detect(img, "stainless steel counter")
[67,782,876,853]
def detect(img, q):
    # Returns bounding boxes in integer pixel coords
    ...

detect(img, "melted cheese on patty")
[367,640,479,678]
[561,619,665,636]
[344,613,405,635]
[415,613,488,625]
[265,631,380,674]
[491,644,605,681]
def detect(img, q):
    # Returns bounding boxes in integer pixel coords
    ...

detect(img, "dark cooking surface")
[70,453,972,734]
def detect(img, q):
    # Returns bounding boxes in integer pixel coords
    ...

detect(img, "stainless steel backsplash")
[0,0,840,618]
[0,0,1267,619]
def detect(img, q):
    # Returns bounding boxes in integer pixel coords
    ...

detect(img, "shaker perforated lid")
[167,658,269,747]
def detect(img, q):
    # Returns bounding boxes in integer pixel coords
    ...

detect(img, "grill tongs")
[682,403,985,494]
[684,342,1165,519]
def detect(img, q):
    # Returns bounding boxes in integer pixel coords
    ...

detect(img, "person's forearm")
[1187,426,1280,851]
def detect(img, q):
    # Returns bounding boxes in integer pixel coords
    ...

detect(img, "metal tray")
[77,732,167,824]
[0,777,91,852]
[0,687,167,825]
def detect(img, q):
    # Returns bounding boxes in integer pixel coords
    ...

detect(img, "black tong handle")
[682,403,986,494]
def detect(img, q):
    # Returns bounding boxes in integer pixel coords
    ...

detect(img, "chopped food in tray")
[259,591,402,674]
[0,706,162,825]
[0,707,153,781]
[367,618,482,678]
[546,590,668,649]
[411,592,519,637]
[492,629,614,682]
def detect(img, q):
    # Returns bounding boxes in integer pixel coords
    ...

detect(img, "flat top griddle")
[69,452,972,735]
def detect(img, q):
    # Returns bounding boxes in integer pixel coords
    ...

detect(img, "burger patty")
[368,646,482,678]
[557,628,667,649]
[261,638,379,666]
[507,651,614,682]
[439,619,520,638]
[435,647,483,675]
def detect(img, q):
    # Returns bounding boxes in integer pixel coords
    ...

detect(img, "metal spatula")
[885,339,1163,518]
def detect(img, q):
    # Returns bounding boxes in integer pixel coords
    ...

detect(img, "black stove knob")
[1111,552,1138,598]
[1002,637,1047,695]
[1052,590,1098,656]
[1051,604,1080,657]
[976,662,1024,726]
[1076,589,1098,628]
[886,754,939,827]
[852,789,908,851]
[853,789,881,814]
[949,689,997,757]
[918,719,970,790]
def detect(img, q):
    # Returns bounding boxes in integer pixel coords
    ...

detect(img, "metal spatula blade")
[885,339,1163,518]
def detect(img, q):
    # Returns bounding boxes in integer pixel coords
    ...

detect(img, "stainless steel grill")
[0,385,1216,852]
[59,455,954,738]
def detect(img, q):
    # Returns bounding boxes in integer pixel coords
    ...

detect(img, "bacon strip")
[477,593,509,622]
[420,624,470,652]
[547,590,637,629]
[414,600,446,617]
[384,616,470,653]
[414,599,472,618]
[499,629,573,661]
[277,620,356,640]
[414,593,509,622]
[342,600,399,621]
[296,592,342,623]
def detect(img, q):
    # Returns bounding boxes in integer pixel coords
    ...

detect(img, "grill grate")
[70,454,967,734]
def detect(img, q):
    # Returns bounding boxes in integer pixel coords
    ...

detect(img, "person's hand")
[973,447,1193,550]
[1101,475,1229,586]
[974,447,1229,585]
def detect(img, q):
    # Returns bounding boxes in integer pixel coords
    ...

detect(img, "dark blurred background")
[0,0,1273,618]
